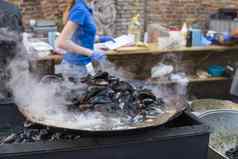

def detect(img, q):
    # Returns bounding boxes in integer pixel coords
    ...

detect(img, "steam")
[6,31,106,130]
[3,29,188,131]
[99,58,133,80]
[0,93,5,101]
[6,31,135,130]
[149,53,189,110]
[102,53,188,110]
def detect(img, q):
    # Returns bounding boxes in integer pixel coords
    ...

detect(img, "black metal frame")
[0,103,210,159]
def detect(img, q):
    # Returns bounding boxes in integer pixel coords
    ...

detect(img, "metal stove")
[0,103,210,159]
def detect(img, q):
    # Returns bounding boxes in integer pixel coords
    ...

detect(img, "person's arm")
[57,21,93,57]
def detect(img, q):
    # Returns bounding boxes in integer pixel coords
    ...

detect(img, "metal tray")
[18,105,183,133]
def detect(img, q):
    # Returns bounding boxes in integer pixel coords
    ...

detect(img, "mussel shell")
[137,89,156,101]
[40,75,63,84]
[89,96,112,105]
[112,81,134,93]
[84,86,106,100]
[94,103,119,113]
[93,71,109,80]
[92,79,109,86]
[79,104,93,111]
[143,98,155,106]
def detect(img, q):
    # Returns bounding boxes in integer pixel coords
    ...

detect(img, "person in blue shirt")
[57,0,112,78]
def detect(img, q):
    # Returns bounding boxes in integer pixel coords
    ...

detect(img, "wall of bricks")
[20,0,67,29]
[115,0,145,35]
[19,0,238,34]
[20,0,42,26]
[147,0,238,29]
[19,0,145,35]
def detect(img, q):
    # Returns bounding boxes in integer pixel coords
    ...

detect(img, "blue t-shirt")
[63,0,96,65]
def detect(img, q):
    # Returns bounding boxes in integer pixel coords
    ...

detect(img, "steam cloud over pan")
[4,29,187,131]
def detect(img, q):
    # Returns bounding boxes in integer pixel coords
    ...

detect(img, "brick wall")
[20,0,144,35]
[20,0,67,29]
[20,0,42,26]
[147,0,238,29]
[115,0,145,35]
[40,0,67,21]
[20,0,238,34]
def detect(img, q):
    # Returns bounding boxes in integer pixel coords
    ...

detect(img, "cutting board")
[115,46,149,53]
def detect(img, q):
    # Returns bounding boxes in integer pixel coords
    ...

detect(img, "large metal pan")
[16,74,185,133]
[17,104,183,133]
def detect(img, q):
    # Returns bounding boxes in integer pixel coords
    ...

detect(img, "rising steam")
[3,29,188,131]
[7,31,106,130]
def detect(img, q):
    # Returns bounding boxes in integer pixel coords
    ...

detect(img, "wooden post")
[143,0,148,33]
[29,59,55,79]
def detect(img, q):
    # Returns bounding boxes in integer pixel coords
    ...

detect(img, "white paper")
[31,41,53,52]
[103,35,134,50]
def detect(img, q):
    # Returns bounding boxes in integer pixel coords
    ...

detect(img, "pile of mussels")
[226,146,238,159]
[1,122,81,144]
[60,71,165,121]
[0,72,166,144]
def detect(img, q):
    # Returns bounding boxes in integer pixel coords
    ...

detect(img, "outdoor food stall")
[3,1,238,159]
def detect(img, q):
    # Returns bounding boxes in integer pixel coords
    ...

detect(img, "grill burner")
[1,121,81,144]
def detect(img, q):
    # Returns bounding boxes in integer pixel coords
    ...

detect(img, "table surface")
[35,45,237,83]
[107,45,238,55]
[38,45,238,61]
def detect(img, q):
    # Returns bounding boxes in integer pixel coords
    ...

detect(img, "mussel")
[46,71,167,123]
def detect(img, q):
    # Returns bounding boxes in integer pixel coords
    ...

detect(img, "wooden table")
[39,45,238,62]
[37,45,238,81]
[35,45,238,99]
[107,45,238,56]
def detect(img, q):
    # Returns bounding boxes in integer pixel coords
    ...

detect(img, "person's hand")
[91,51,106,62]
[223,32,231,42]
[99,35,115,43]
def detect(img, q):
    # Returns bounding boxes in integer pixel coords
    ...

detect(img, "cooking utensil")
[199,110,238,158]
[18,105,182,133]
[16,71,185,133]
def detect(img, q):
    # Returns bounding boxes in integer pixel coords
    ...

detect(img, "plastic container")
[192,29,203,46]
[128,14,142,43]
[208,65,225,77]
[48,31,57,48]
[181,23,188,47]
[230,68,238,96]
[147,23,169,44]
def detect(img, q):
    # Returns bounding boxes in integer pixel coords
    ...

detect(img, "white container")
[230,69,238,96]
[209,19,238,33]
[158,36,171,49]
[181,23,188,47]
[86,63,96,76]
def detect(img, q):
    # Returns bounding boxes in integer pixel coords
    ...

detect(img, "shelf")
[189,76,230,83]
[152,76,231,85]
